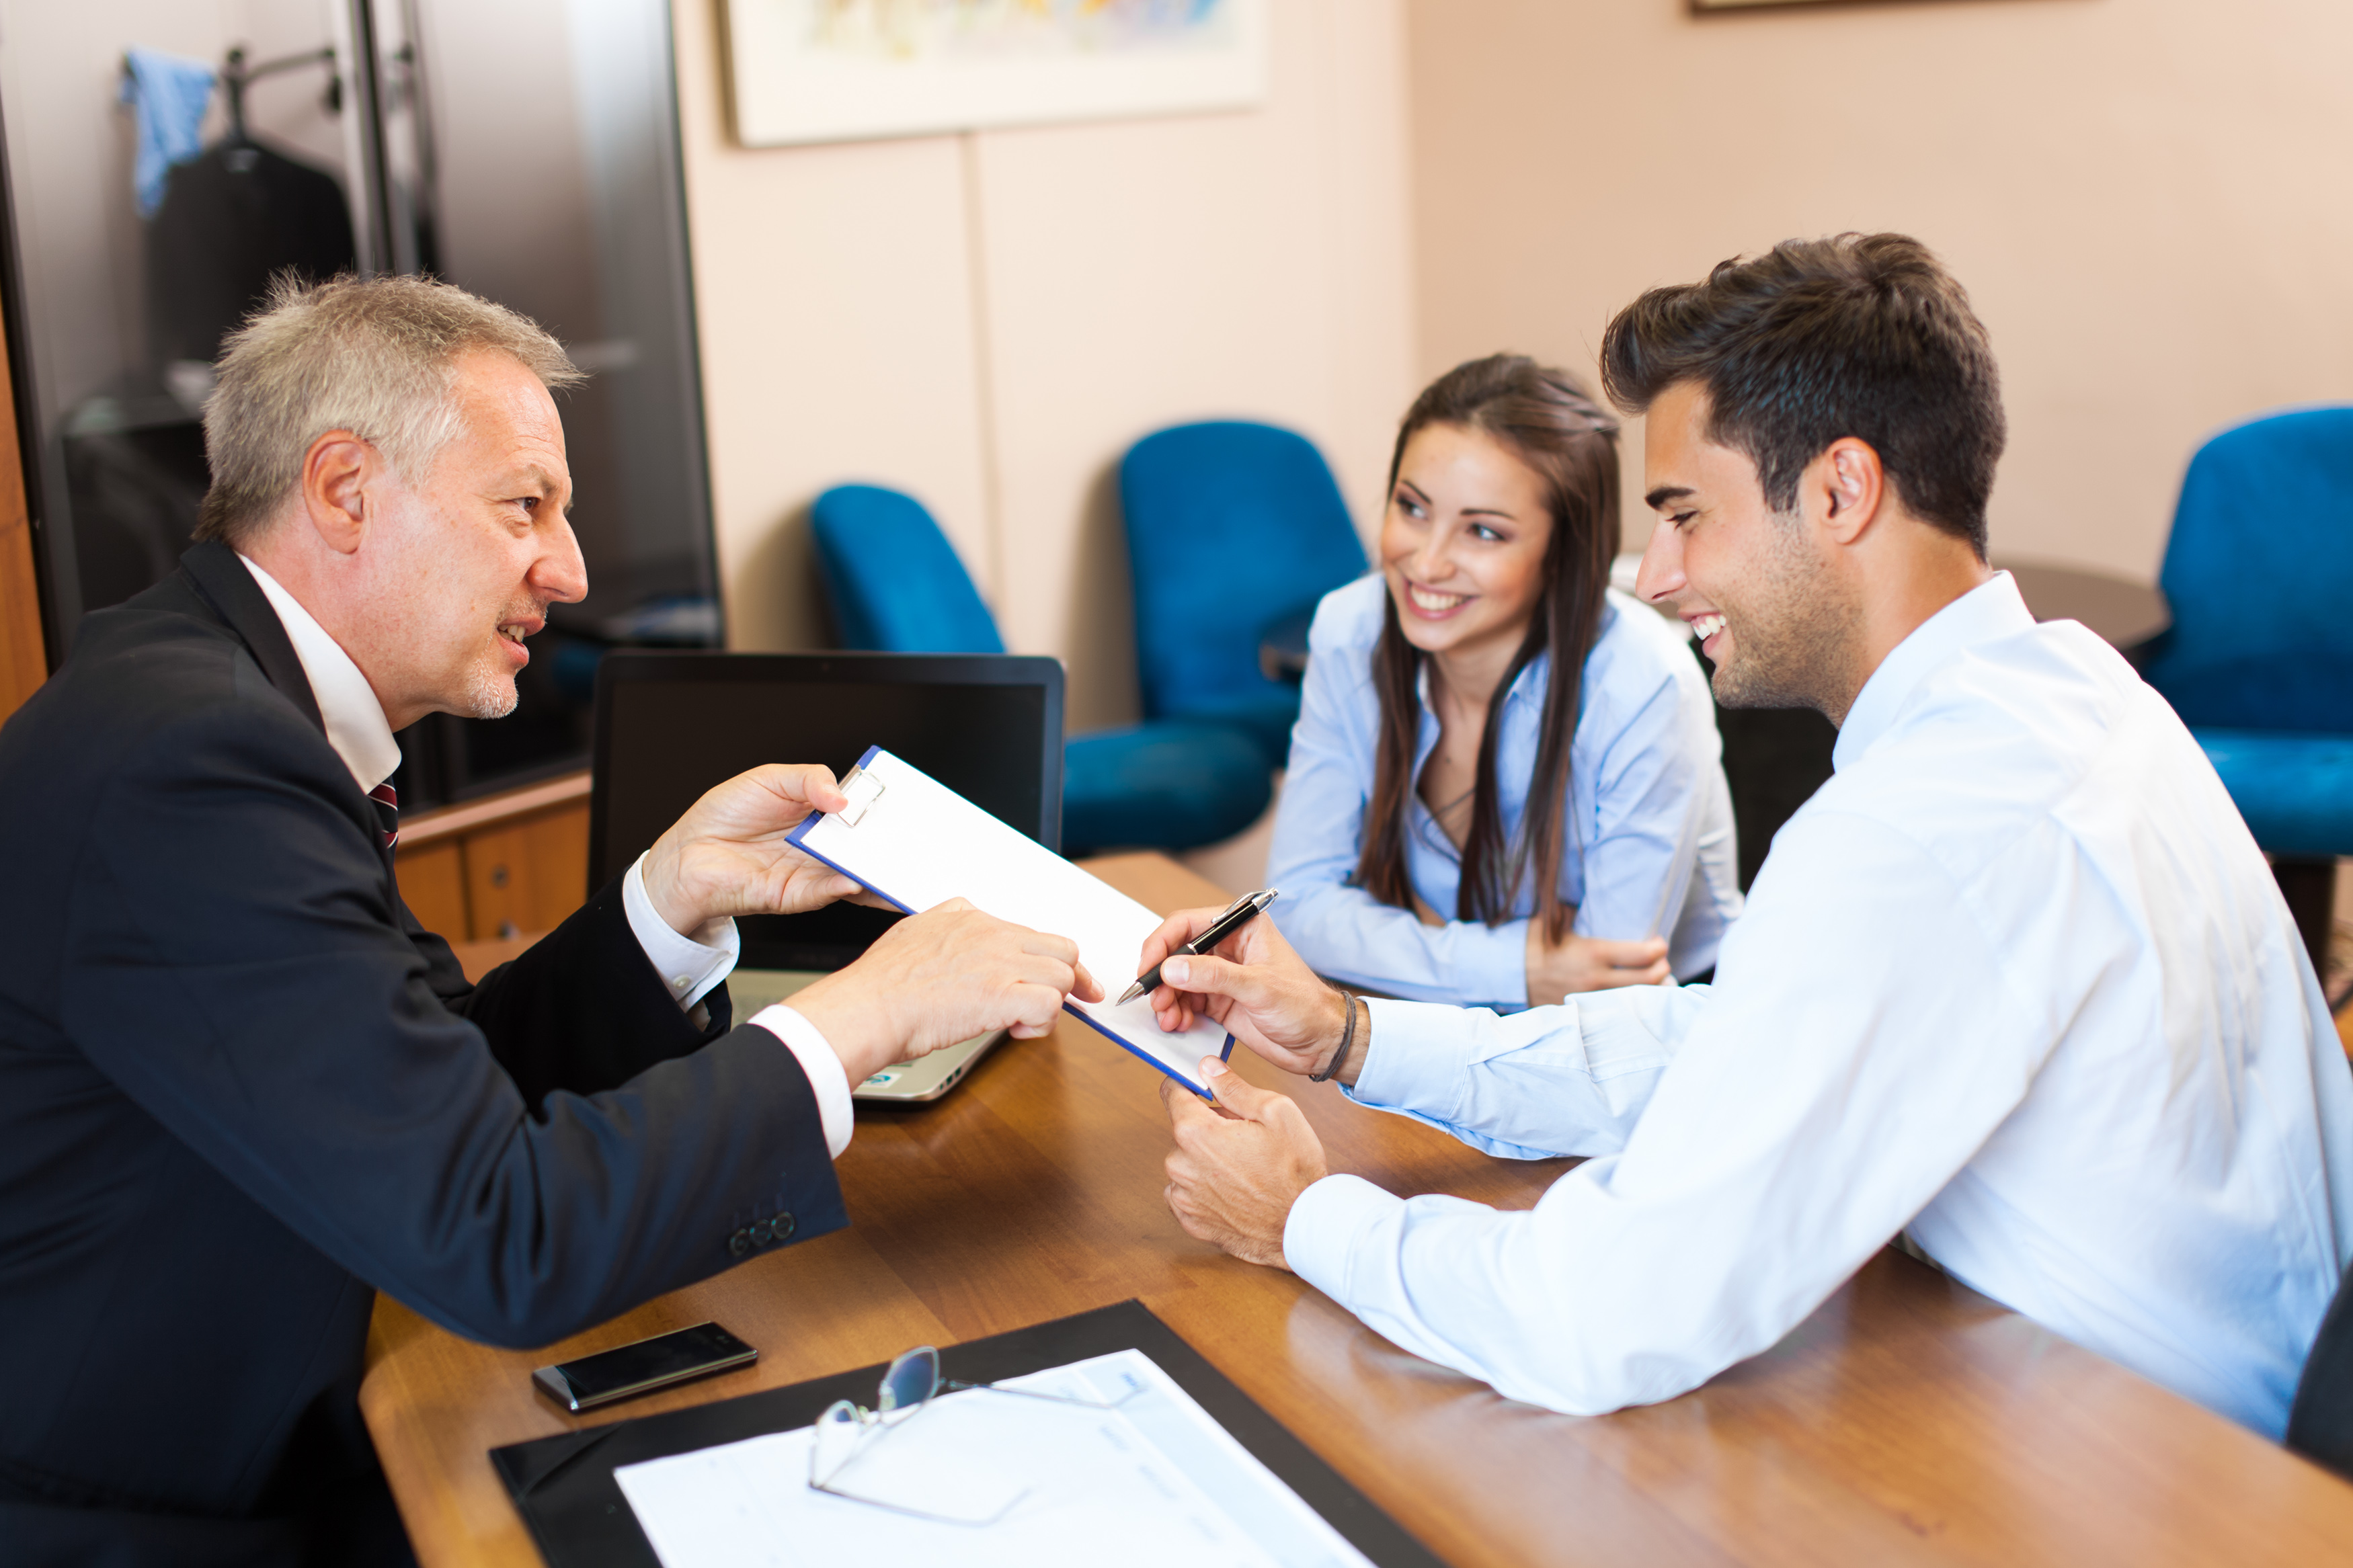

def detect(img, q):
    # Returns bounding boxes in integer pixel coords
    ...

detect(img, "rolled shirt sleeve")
[1343,991,1700,1159]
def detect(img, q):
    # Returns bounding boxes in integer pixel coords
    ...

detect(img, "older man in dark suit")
[0,274,1096,1566]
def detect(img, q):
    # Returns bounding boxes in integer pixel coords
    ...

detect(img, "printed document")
[614,1348,1376,1568]
[787,748,1234,1094]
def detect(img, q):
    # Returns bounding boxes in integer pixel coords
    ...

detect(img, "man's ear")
[299,430,381,556]
[1812,436,1886,547]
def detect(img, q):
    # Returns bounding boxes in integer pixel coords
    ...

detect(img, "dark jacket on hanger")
[147,138,357,367]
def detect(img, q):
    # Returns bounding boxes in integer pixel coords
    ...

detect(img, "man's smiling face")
[1632,380,1858,714]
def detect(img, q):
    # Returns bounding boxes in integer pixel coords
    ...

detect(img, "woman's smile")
[1402,581,1476,619]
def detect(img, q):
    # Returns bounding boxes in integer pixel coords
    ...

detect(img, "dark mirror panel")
[0,0,716,809]
[590,655,1062,972]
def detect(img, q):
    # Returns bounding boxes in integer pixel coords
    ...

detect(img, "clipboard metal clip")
[838,766,886,827]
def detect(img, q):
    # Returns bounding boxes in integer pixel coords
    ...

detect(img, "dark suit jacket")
[0,543,846,1564]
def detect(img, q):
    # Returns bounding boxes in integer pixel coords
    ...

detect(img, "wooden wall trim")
[395,770,592,850]
[0,282,44,727]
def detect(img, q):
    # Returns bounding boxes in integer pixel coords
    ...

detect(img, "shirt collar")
[1831,571,2036,773]
[237,555,404,794]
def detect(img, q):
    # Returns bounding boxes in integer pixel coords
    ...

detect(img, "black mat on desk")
[491,1298,1443,1568]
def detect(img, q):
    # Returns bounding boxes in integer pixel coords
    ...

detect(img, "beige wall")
[672,0,1416,731]
[1404,0,2353,579]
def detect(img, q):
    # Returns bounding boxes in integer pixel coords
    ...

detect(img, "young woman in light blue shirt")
[1267,354,1740,1007]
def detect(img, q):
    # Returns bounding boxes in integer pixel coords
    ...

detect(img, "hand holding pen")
[1130,894,1364,1083]
[1117,889,1279,1005]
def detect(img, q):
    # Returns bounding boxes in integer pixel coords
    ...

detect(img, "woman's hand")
[1525,923,1671,1003]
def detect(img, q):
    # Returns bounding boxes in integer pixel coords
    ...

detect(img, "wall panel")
[672,0,995,654]
[1404,0,2353,579]
[670,0,1415,733]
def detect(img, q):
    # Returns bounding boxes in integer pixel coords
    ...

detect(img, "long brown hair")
[1355,354,1620,943]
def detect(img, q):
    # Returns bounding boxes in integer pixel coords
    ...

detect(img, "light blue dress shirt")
[1282,574,2353,1437]
[1266,574,1741,1003]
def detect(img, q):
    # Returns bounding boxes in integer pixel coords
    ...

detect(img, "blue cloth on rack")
[120,48,217,218]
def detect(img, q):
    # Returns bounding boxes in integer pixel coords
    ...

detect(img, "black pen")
[1117,889,1279,1005]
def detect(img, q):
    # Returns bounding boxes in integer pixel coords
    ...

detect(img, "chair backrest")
[2141,407,2353,731]
[1118,421,1367,720]
[810,484,1004,655]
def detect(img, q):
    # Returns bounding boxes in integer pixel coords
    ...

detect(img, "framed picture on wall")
[723,0,1271,149]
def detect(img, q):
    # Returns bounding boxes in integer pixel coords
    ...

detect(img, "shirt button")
[672,975,692,991]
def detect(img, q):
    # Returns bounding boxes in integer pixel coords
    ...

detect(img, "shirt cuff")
[1345,997,1482,1120]
[748,1004,854,1160]
[1283,1172,1400,1297]
[623,853,739,1010]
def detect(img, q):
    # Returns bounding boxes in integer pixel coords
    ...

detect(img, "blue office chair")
[809,485,1271,857]
[811,485,1005,655]
[2139,407,2353,970]
[1119,421,1369,768]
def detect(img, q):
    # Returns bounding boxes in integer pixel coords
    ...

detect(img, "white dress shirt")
[1284,573,2353,1437]
[238,556,854,1157]
[1268,575,1742,1001]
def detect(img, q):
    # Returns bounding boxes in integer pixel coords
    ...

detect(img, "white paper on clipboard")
[785,747,1234,1096]
[612,1348,1380,1568]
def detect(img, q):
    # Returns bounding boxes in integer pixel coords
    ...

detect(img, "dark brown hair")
[1598,233,2003,557]
[1356,354,1619,944]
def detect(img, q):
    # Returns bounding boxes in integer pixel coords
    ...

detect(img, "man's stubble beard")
[459,661,520,720]
[457,602,545,720]
[1706,510,1863,718]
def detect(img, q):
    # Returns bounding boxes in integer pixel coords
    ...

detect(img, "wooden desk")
[366,854,2353,1567]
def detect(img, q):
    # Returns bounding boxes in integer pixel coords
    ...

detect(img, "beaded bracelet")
[1309,990,1358,1083]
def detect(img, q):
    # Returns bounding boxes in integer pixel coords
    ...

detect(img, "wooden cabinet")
[393,772,592,943]
[463,807,591,940]
[394,840,471,941]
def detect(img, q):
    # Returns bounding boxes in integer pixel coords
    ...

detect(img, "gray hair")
[194,272,584,546]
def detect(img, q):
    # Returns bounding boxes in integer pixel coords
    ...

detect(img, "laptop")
[590,651,1064,1102]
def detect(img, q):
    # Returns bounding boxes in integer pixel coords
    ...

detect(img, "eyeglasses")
[807,1345,1138,1524]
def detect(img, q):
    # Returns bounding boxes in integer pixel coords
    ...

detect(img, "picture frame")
[721,0,1271,149]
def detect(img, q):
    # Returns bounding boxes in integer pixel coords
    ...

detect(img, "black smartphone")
[532,1322,758,1413]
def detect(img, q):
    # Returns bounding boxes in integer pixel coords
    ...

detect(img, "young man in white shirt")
[1142,233,2353,1438]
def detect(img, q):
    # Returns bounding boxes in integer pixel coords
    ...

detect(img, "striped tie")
[369,782,399,850]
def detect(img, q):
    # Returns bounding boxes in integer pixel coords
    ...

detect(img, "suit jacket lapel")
[175,544,406,878]
[176,540,327,737]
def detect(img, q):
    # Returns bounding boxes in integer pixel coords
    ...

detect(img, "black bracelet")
[1309,991,1357,1082]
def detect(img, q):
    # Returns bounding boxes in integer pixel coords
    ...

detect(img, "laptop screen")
[590,651,1064,971]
